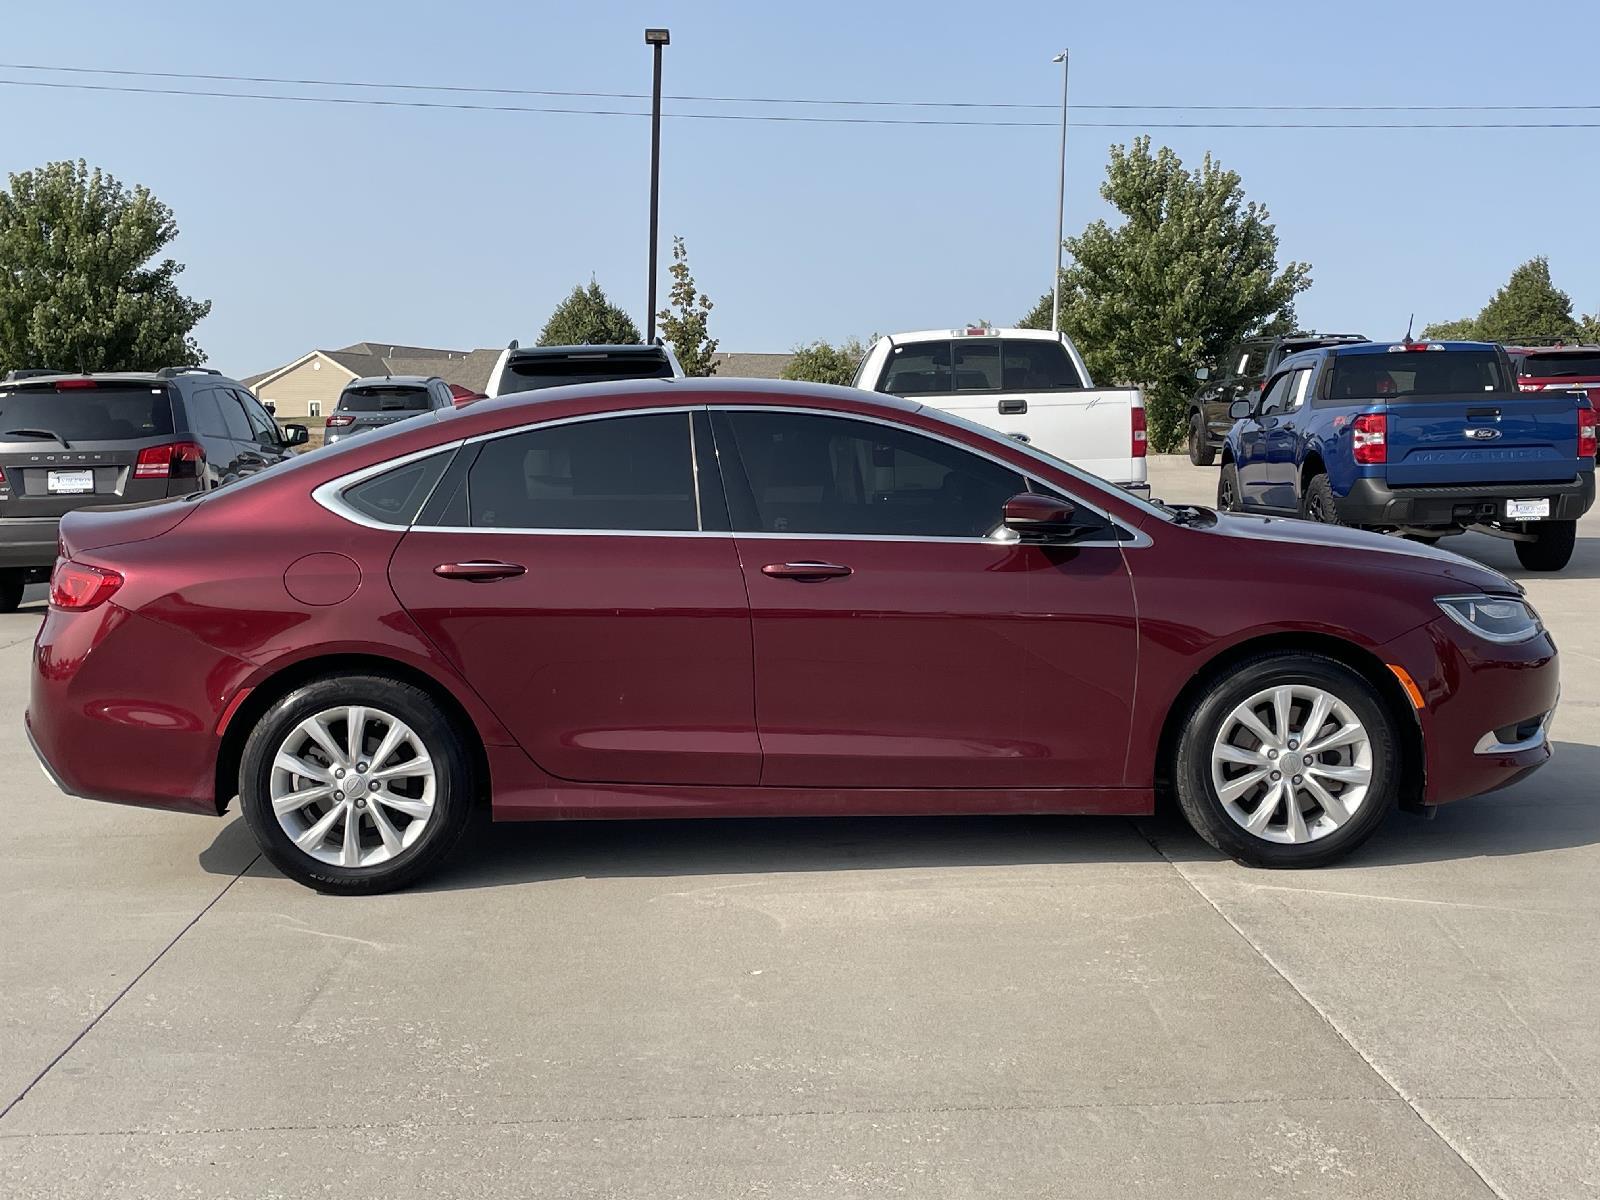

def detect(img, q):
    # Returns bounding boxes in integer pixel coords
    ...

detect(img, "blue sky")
[4,0,1598,375]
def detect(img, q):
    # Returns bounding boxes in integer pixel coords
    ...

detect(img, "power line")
[2,60,1599,114]
[5,76,1600,130]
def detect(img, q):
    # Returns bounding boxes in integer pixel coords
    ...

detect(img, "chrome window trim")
[310,402,1151,548]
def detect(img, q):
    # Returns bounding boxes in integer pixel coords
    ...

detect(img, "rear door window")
[0,383,174,443]
[235,389,281,446]
[208,387,254,440]
[339,385,433,413]
[465,411,697,531]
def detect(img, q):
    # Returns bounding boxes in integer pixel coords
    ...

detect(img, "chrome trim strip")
[311,440,467,532]
[1473,714,1553,756]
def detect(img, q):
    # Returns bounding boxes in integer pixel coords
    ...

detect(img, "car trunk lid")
[58,497,197,558]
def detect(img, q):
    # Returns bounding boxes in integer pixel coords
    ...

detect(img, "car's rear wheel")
[1216,462,1242,511]
[239,675,474,894]
[1188,414,1216,466]
[0,571,24,613]
[1513,519,1576,572]
[1174,653,1398,867]
[1300,473,1343,525]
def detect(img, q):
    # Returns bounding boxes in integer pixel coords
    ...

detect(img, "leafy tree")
[1473,257,1579,344]
[1580,312,1600,344]
[538,279,640,346]
[781,337,870,387]
[1419,315,1482,340]
[1020,137,1308,451]
[656,236,719,376]
[0,160,210,374]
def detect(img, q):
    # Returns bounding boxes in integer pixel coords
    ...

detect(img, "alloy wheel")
[269,705,437,867]
[1210,684,1372,844]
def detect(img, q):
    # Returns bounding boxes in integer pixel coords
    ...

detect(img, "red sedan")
[27,380,1558,893]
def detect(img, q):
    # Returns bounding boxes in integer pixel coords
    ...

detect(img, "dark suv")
[1187,333,1368,464]
[0,367,308,610]
[323,375,456,447]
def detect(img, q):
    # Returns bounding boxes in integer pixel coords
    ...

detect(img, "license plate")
[46,470,95,495]
[1506,498,1550,520]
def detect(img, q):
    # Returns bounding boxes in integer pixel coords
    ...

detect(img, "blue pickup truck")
[1217,340,1597,570]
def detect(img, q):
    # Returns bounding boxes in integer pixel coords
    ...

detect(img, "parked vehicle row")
[1213,339,1597,570]
[29,376,1559,892]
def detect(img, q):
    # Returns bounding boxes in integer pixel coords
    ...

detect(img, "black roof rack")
[155,366,220,378]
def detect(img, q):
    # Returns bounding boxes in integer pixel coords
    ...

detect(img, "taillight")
[1518,381,1540,393]
[1579,404,1597,460]
[134,441,205,479]
[326,413,356,428]
[1131,407,1147,458]
[49,561,124,610]
[1352,413,1387,464]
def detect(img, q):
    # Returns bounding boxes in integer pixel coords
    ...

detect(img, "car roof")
[507,344,669,359]
[0,369,239,389]
[884,327,1061,344]
[1327,340,1500,357]
[1504,344,1600,355]
[457,376,920,424]
[344,375,440,387]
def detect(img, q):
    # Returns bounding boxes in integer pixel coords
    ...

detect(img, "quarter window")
[342,452,453,526]
[466,411,697,531]
[717,410,1026,538]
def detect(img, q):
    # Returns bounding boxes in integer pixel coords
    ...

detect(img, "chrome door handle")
[761,561,853,581]
[433,560,526,582]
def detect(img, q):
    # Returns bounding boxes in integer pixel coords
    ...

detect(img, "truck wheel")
[1513,520,1576,572]
[1188,414,1216,466]
[1300,474,1344,525]
[1217,462,1242,511]
[0,571,24,613]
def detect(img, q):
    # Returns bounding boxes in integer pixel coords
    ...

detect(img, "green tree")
[1419,315,1481,340]
[538,279,640,346]
[0,160,210,375]
[1020,137,1308,451]
[1473,257,1580,344]
[656,236,719,376]
[1579,312,1600,344]
[781,337,869,387]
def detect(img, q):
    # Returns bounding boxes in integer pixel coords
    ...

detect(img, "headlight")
[1435,594,1543,644]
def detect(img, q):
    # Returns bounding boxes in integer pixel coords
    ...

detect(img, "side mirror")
[1195,365,1211,381]
[1228,399,1254,420]
[1002,493,1088,543]
[281,424,310,447]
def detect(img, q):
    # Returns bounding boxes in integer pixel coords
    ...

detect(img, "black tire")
[1405,534,1441,547]
[1513,520,1576,572]
[1174,652,1399,868]
[239,674,476,894]
[1216,461,1242,511]
[1299,473,1343,525]
[1188,414,1217,466]
[0,571,24,613]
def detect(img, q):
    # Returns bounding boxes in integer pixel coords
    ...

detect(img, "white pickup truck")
[852,327,1149,494]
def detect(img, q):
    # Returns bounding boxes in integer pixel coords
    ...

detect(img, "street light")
[1050,49,1069,334]
[644,27,670,343]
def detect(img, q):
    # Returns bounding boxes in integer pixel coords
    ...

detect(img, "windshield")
[499,354,673,395]
[882,338,1084,395]
[0,384,175,442]
[1328,350,1510,400]
[1519,352,1600,379]
[338,385,432,413]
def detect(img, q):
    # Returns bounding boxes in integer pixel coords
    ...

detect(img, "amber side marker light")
[1387,664,1426,710]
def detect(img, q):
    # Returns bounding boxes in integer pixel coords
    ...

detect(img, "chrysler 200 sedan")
[27,380,1558,893]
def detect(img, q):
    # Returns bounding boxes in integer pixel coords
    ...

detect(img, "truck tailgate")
[929,389,1139,483]
[1384,394,1582,486]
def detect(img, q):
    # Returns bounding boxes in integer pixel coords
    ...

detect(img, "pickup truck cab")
[1217,340,1597,569]
[853,327,1148,493]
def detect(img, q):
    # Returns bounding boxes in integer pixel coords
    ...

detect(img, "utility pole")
[1051,49,1069,333]
[645,28,670,343]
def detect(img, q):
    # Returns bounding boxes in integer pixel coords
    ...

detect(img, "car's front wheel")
[1513,519,1576,572]
[239,675,475,894]
[1173,653,1398,868]
[1188,414,1216,466]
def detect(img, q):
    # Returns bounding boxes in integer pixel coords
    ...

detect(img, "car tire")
[239,674,476,894]
[1173,652,1398,868]
[1513,519,1576,572]
[0,572,24,613]
[1188,414,1216,466]
[1405,534,1441,546]
[1216,462,1242,511]
[1300,473,1343,525]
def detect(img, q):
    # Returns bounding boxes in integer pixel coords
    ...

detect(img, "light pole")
[644,27,670,343]
[1051,49,1069,334]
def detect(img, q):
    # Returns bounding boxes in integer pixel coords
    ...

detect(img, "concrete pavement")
[1,459,1595,1198]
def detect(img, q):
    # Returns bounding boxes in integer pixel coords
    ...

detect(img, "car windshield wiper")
[3,427,70,448]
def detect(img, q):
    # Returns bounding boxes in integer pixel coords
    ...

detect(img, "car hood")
[1199,510,1519,594]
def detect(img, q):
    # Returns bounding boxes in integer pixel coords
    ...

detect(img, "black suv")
[1186,333,1368,465]
[0,367,308,610]
[323,375,455,447]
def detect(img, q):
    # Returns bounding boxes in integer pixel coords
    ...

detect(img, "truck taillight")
[1580,404,1597,459]
[1131,407,1147,458]
[1517,381,1540,393]
[49,561,124,611]
[1352,413,1387,464]
[134,441,205,479]
[325,413,356,428]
